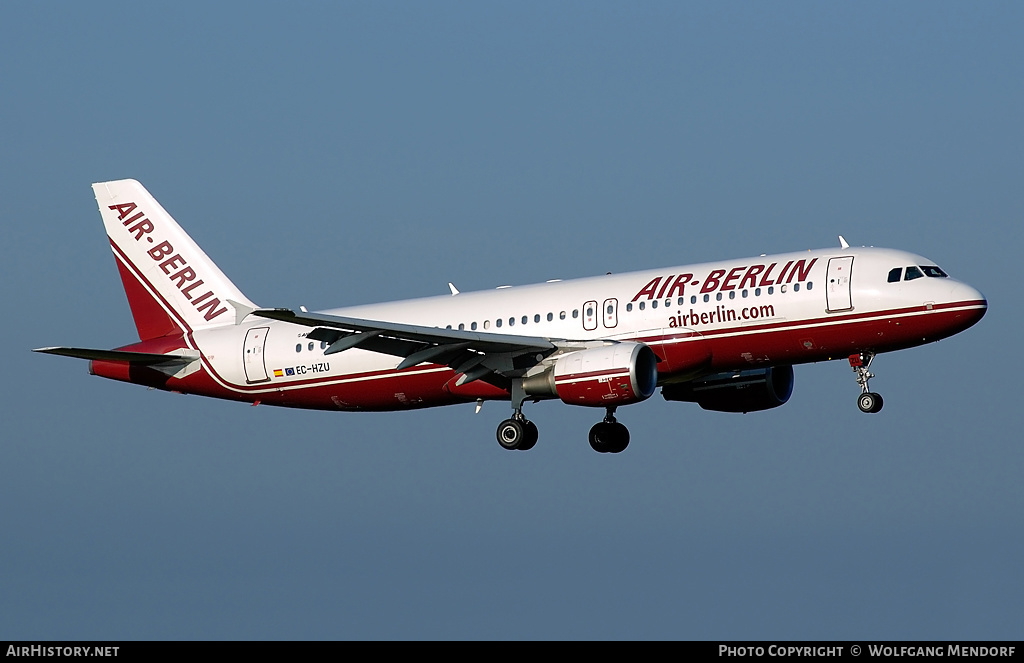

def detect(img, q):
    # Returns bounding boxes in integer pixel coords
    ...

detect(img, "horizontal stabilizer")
[33,346,200,365]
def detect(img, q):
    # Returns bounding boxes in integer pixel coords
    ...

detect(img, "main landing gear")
[588,407,629,454]
[496,415,538,451]
[495,380,538,451]
[494,382,631,453]
[850,352,884,413]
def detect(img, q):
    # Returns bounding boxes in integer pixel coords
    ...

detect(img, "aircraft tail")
[93,179,256,340]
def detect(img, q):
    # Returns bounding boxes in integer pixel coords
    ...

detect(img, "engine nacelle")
[662,365,794,413]
[523,343,659,407]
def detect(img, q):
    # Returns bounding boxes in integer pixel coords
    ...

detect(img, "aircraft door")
[603,298,618,328]
[826,257,854,312]
[243,327,271,383]
[583,300,598,331]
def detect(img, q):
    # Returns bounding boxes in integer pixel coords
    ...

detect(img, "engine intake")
[662,365,794,413]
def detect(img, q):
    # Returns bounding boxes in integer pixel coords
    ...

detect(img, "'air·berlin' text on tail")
[93,179,256,340]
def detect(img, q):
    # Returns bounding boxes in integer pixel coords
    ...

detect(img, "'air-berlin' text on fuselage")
[109,202,228,322]
[631,258,818,302]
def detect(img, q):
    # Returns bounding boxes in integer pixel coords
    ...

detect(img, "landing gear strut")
[588,407,630,454]
[496,380,539,451]
[850,353,884,413]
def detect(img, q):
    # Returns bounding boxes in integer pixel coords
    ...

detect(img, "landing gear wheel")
[497,419,525,450]
[496,418,539,450]
[857,392,884,414]
[518,421,539,451]
[850,353,884,414]
[588,421,630,454]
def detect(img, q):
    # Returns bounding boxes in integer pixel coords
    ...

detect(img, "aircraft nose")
[951,281,987,328]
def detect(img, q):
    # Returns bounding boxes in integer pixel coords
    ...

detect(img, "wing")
[253,308,583,389]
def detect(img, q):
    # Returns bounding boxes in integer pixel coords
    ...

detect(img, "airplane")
[35,179,987,453]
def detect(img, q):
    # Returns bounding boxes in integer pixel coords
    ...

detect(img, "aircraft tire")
[589,421,629,453]
[858,392,883,414]
[497,419,526,450]
[609,422,630,453]
[518,421,539,451]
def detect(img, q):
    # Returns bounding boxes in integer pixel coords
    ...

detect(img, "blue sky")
[2,2,1021,639]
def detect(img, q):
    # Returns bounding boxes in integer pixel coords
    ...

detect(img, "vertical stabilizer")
[93,179,257,339]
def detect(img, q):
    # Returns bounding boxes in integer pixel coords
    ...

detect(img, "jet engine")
[523,342,659,407]
[662,365,794,413]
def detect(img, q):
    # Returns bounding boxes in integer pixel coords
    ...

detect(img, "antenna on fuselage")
[839,236,850,249]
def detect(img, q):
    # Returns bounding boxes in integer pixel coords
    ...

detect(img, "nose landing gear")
[850,353,884,413]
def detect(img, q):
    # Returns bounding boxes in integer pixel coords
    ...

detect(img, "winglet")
[839,235,850,249]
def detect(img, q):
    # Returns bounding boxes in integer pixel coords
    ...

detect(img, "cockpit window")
[921,265,948,278]
[887,268,902,283]
[904,266,924,281]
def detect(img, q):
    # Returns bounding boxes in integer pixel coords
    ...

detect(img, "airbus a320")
[36,180,987,453]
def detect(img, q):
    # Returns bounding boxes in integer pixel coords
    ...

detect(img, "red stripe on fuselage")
[103,251,985,412]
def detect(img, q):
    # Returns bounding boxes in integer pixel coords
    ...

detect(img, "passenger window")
[484,320,490,329]
[471,322,477,330]
[807,282,813,290]
[573,310,579,318]
[308,342,314,351]
[703,294,710,303]
[905,266,924,281]
[652,300,658,309]
[639,301,645,310]
[560,311,566,320]
[794,283,800,292]
[728,291,735,299]
[522,316,528,325]
[295,344,301,353]
[458,323,465,331]
[626,303,633,312]
[547,313,553,321]
[690,296,697,304]
[496,319,502,328]
[887,267,903,283]
[509,318,515,326]
[534,314,540,323]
